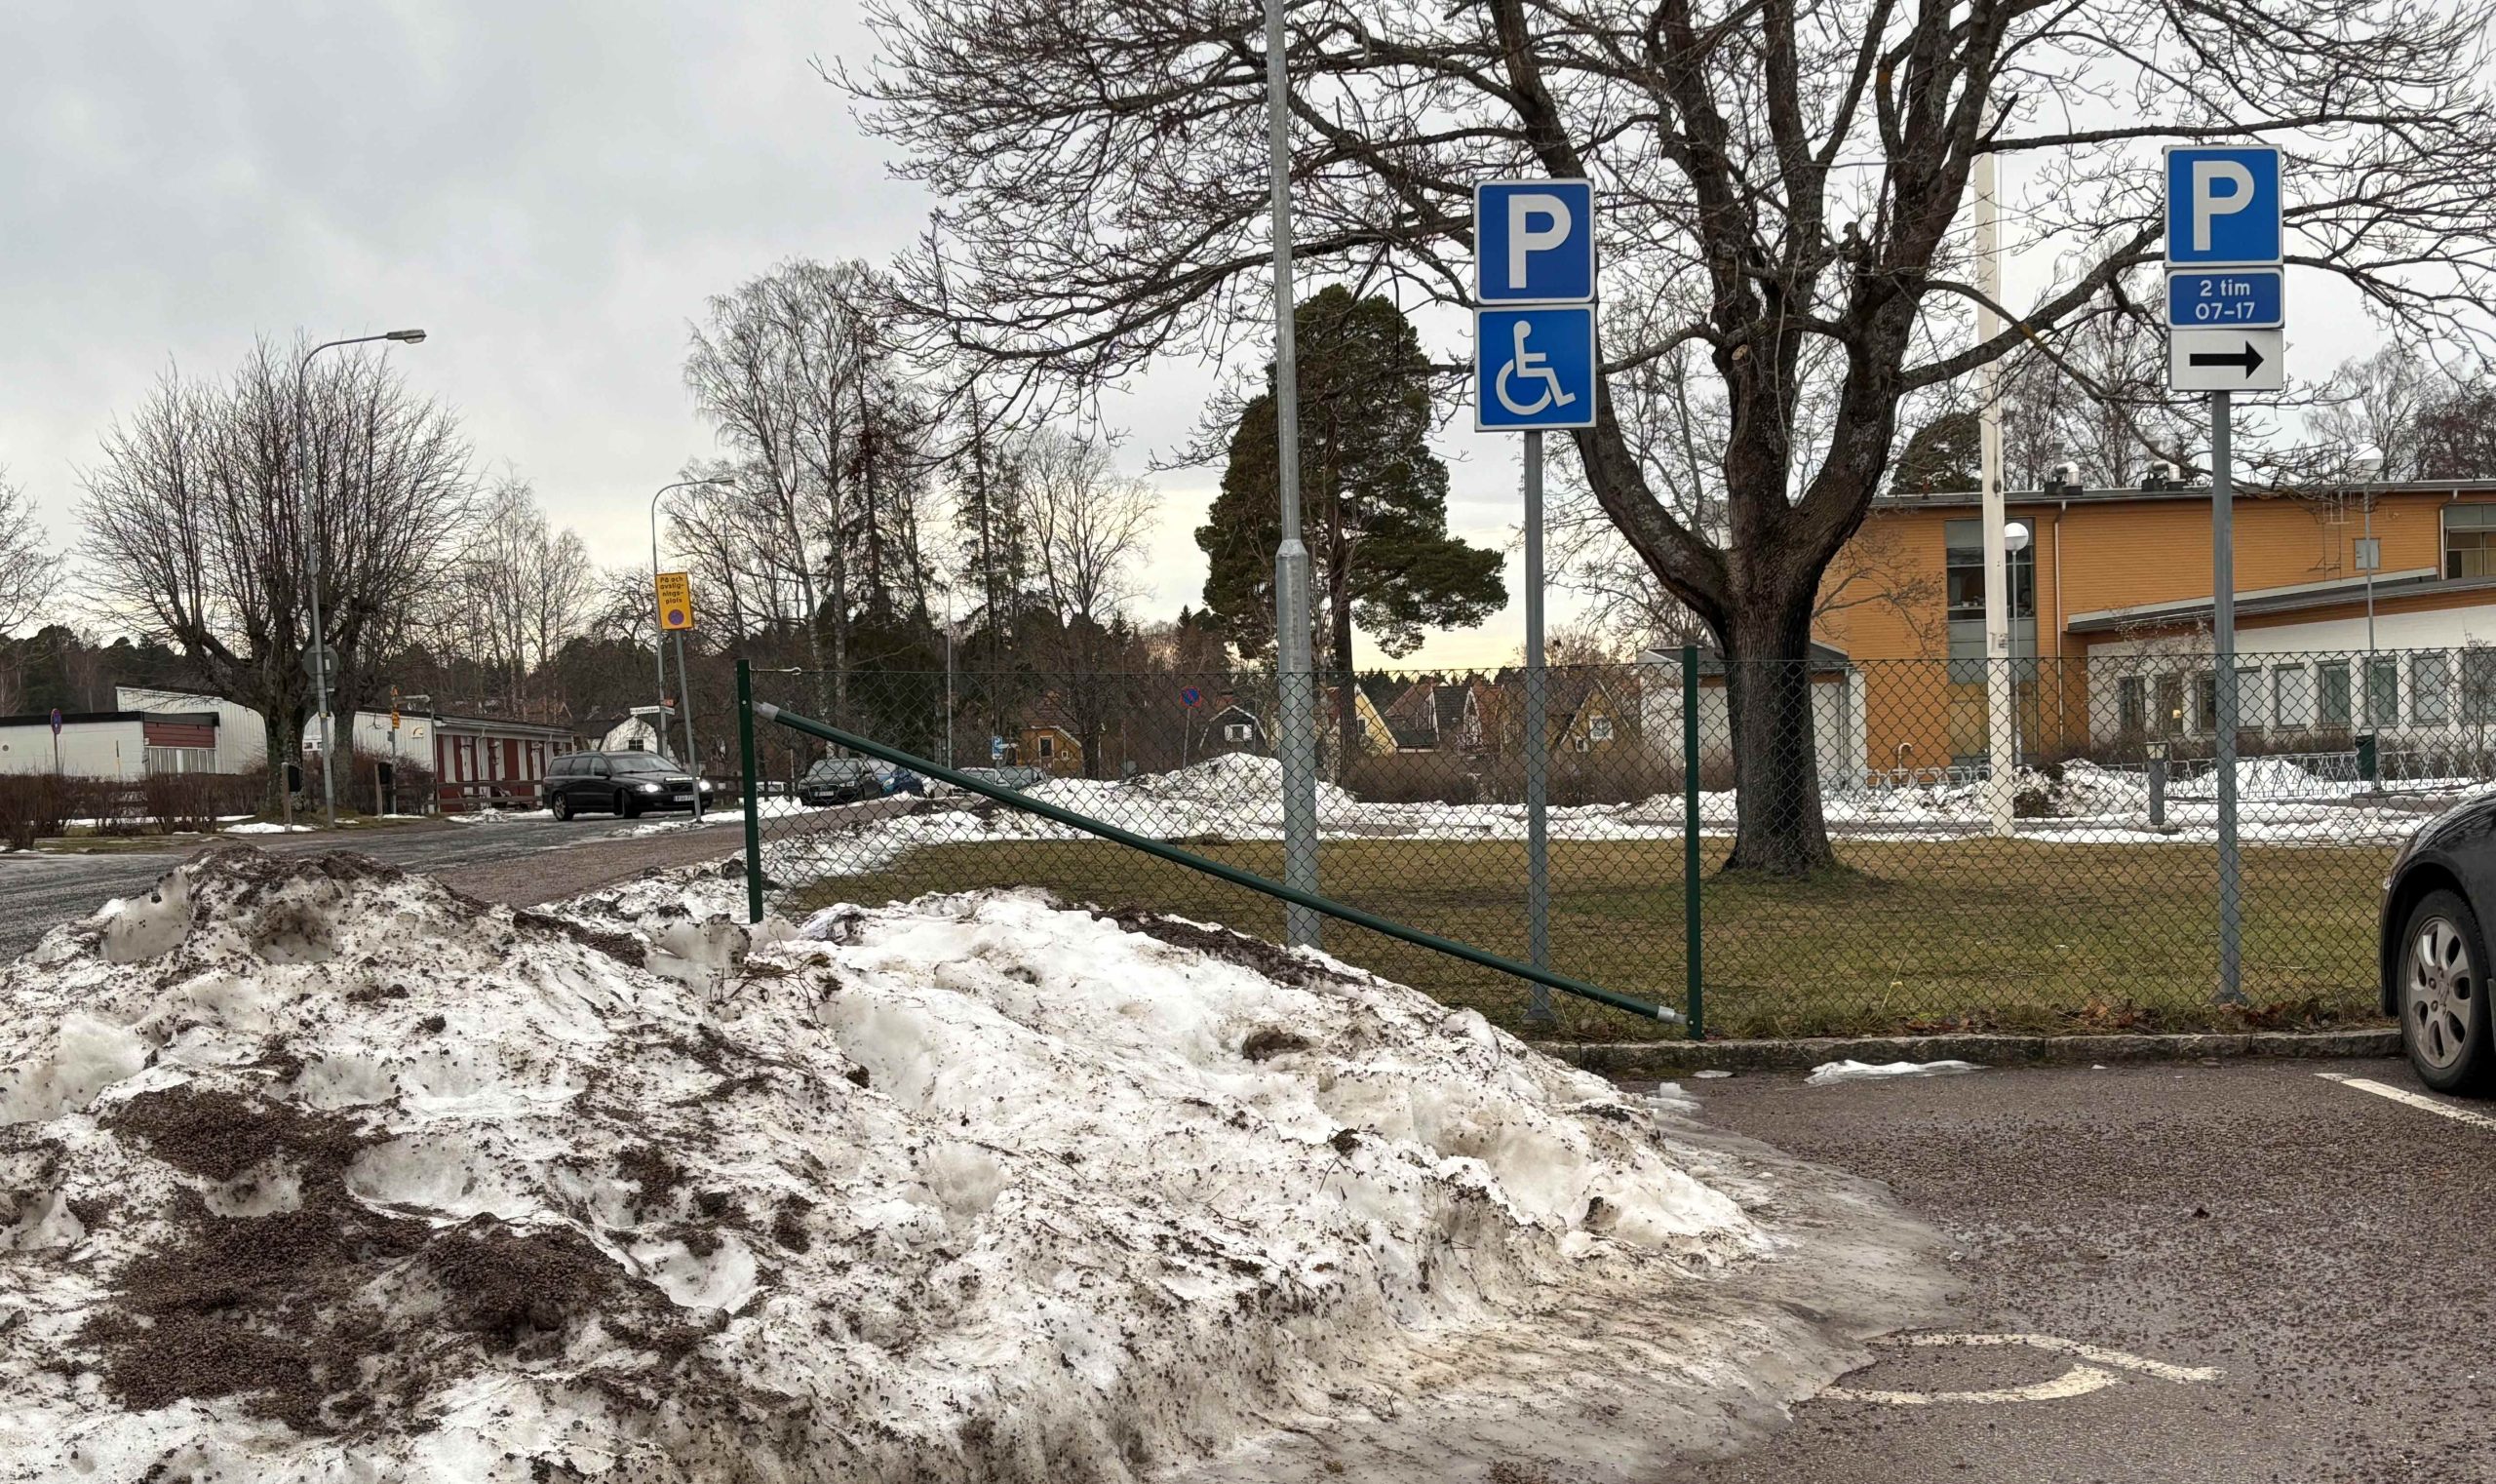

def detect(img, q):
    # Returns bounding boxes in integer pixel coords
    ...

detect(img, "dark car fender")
[2381,792,2496,1015]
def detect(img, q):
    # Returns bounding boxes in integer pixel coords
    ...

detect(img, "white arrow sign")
[2167,329,2283,392]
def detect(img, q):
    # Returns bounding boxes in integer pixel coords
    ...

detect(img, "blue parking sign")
[1474,179,1596,304]
[2164,146,2282,266]
[1475,307,1597,431]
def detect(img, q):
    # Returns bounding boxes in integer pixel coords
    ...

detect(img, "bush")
[0,775,66,849]
[1342,752,1480,805]
[140,771,260,833]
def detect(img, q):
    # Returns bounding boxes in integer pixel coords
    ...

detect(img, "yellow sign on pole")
[654,571,695,632]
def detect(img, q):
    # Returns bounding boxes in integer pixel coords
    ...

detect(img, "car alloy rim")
[2406,916,2476,1072]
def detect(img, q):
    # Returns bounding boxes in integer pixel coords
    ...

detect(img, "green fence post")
[737,659,763,924]
[1682,643,1703,1038]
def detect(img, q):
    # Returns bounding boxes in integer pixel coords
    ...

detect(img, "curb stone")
[1531,1028,2401,1077]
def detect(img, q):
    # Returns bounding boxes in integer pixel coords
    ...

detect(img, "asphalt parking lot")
[1656,1055,2493,1484]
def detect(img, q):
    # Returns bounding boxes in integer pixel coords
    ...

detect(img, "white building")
[114,687,269,773]
[0,707,223,778]
[1638,644,1871,793]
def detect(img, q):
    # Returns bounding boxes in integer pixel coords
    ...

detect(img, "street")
[0,818,739,957]
[1658,1056,2490,1484]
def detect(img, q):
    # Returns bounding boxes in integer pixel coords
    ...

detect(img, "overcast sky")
[3,4,2398,671]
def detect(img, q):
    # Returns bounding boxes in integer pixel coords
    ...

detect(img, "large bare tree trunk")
[1718,582,1836,876]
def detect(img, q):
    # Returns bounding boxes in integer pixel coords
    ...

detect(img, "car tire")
[2398,888,2496,1095]
[550,794,571,822]
[617,790,640,820]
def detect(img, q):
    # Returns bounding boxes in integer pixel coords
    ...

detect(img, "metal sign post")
[1263,0,1320,948]
[654,572,703,820]
[2165,143,2282,1004]
[1974,151,2015,838]
[1475,178,1598,1025]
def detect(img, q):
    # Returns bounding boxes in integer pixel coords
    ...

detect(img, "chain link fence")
[736,648,2470,1041]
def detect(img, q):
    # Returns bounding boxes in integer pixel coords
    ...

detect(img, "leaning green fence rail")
[748,697,1682,1026]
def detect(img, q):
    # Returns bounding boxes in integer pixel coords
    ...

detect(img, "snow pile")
[0,846,1939,1483]
[1805,1059,1983,1085]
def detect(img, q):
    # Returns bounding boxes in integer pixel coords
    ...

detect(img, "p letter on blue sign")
[1473,179,1596,304]
[2164,146,2282,266]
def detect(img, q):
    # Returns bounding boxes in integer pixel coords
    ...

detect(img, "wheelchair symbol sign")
[1474,306,1597,430]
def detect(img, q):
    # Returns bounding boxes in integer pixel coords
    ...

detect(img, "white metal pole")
[1264,0,1320,947]
[1975,152,2015,836]
[2212,392,2243,1001]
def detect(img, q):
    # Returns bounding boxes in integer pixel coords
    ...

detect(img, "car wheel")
[2399,888,2496,1094]
[617,790,640,819]
[550,794,571,822]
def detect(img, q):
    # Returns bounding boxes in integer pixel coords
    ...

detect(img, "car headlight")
[698,780,715,793]
[637,782,664,794]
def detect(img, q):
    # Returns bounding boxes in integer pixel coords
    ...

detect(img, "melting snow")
[1805,1059,1984,1085]
[0,846,1939,1482]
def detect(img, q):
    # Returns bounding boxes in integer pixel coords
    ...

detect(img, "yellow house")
[1815,478,2496,767]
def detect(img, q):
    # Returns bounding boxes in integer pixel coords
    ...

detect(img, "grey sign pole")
[2210,390,2243,1001]
[1522,430,1554,1020]
[674,630,703,821]
[1263,0,1320,947]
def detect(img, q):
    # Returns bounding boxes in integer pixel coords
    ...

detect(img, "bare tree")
[1022,430,1155,776]
[443,478,596,712]
[0,469,57,639]
[846,0,2496,872]
[80,339,473,803]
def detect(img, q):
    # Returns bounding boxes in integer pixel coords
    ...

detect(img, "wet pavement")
[1657,1056,2492,1483]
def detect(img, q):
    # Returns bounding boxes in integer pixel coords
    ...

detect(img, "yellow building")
[1814,479,2496,768]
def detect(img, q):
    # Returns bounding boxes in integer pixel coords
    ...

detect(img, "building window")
[2272,664,2310,730]
[2237,666,2268,730]
[2414,652,2453,723]
[1224,722,1252,743]
[1943,519,2037,676]
[144,746,213,774]
[2447,505,2496,578]
[2466,649,2496,723]
[2319,660,2352,729]
[2119,676,2148,736]
[2154,673,2184,735]
[1589,716,1615,743]
[2365,656,2400,727]
[2193,670,2218,734]
[1036,734,1055,760]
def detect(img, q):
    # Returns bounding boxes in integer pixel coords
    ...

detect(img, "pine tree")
[1198,287,1505,759]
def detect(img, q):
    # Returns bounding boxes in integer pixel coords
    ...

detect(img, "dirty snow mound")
[0,846,1938,1482]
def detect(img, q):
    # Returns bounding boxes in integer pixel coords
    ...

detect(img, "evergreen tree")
[1198,287,1505,758]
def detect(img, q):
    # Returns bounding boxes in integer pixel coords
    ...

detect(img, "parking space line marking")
[1826,1364,2119,1407]
[2315,1073,2496,1131]
[1819,1333,2220,1407]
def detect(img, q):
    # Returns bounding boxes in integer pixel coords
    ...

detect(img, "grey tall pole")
[2211,390,2243,1002]
[649,478,730,763]
[295,329,424,828]
[1522,431,1554,1021]
[675,629,704,822]
[1264,0,1320,947]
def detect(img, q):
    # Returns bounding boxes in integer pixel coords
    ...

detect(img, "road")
[0,806,856,957]
[1657,1056,2492,1484]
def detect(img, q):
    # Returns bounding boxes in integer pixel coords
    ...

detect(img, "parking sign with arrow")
[2167,329,2283,392]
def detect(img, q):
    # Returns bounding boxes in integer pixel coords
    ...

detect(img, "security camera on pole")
[2164,143,2285,1003]
[1474,178,1599,1026]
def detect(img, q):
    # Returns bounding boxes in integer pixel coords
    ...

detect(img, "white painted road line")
[1820,1333,2220,1406]
[2316,1073,2496,1132]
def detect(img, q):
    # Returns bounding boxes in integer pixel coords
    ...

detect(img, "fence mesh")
[739,648,2461,1041]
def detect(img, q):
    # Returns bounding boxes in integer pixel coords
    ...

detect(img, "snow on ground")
[443,805,555,824]
[0,846,1938,1482]
[747,750,2455,896]
[219,822,315,836]
[1804,1059,1983,1086]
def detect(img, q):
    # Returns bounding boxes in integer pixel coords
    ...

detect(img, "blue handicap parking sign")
[1474,306,1598,430]
[1474,179,1596,304]
[2164,146,2282,266]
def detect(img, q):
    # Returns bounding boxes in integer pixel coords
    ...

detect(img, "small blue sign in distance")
[2166,268,2283,330]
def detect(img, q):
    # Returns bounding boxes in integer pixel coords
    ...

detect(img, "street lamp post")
[649,478,733,815]
[296,328,425,829]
